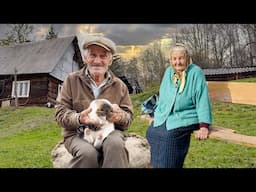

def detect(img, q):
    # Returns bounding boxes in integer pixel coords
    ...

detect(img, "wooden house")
[203,67,256,81]
[0,36,83,107]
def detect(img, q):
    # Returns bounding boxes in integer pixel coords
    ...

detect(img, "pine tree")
[45,25,58,40]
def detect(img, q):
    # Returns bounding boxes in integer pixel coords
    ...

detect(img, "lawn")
[0,81,256,168]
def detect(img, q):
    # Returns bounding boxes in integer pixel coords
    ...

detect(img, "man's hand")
[79,107,97,125]
[107,104,123,123]
[194,127,209,140]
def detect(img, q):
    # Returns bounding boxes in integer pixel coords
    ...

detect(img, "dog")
[83,99,115,149]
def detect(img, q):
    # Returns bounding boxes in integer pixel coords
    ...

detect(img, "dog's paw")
[83,128,95,144]
[97,134,103,140]
[84,128,91,135]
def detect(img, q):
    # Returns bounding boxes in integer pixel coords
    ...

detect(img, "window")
[12,80,30,98]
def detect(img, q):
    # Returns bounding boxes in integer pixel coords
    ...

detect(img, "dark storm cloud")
[0,24,181,45]
[0,25,9,38]
[96,24,178,45]
[46,24,180,45]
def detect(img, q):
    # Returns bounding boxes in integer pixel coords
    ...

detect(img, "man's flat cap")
[82,35,116,54]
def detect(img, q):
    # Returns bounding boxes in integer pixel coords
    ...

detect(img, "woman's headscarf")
[170,43,192,93]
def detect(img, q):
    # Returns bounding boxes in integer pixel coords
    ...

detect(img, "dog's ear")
[96,102,113,118]
[103,103,113,119]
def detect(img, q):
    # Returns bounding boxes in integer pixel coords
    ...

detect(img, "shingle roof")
[0,36,76,75]
[203,67,256,75]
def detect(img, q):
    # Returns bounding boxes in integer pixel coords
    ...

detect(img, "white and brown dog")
[83,99,115,149]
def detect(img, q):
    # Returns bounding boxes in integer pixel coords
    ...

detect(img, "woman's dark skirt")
[146,121,199,168]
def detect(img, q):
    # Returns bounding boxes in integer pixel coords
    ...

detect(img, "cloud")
[0,24,178,46]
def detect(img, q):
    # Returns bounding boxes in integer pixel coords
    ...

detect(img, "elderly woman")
[146,43,212,168]
[55,35,133,168]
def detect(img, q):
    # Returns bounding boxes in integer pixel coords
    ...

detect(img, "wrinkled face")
[85,45,112,78]
[170,50,188,73]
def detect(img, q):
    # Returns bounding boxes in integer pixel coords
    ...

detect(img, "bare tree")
[125,57,140,81]
[240,24,256,66]
[176,24,256,68]
[110,55,125,77]
[209,24,229,68]
[177,24,212,68]
[138,41,167,88]
[5,24,34,44]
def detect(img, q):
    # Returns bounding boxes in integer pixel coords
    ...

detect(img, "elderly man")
[55,35,133,168]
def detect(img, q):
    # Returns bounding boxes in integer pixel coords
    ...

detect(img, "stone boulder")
[51,133,151,168]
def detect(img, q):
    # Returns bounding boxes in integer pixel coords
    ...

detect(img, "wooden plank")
[207,81,256,105]
[209,126,256,147]
[139,116,256,147]
[48,91,57,99]
[47,97,57,104]
[48,82,58,89]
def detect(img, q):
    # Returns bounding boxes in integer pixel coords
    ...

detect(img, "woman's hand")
[194,127,209,140]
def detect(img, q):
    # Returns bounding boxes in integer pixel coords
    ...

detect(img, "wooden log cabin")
[203,67,256,81]
[0,36,83,107]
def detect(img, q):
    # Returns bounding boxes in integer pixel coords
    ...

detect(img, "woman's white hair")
[170,43,193,64]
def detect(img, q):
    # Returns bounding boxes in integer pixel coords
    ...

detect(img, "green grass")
[128,83,159,136]
[0,107,61,168]
[0,123,61,167]
[211,101,256,136]
[185,137,256,168]
[231,77,256,82]
[1,80,256,168]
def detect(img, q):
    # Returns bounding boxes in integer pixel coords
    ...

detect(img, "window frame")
[57,83,63,97]
[11,80,30,98]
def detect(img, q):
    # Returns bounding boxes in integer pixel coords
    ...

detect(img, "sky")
[0,24,181,46]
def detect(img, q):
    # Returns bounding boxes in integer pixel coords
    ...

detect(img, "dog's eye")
[96,110,106,116]
[102,103,112,111]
